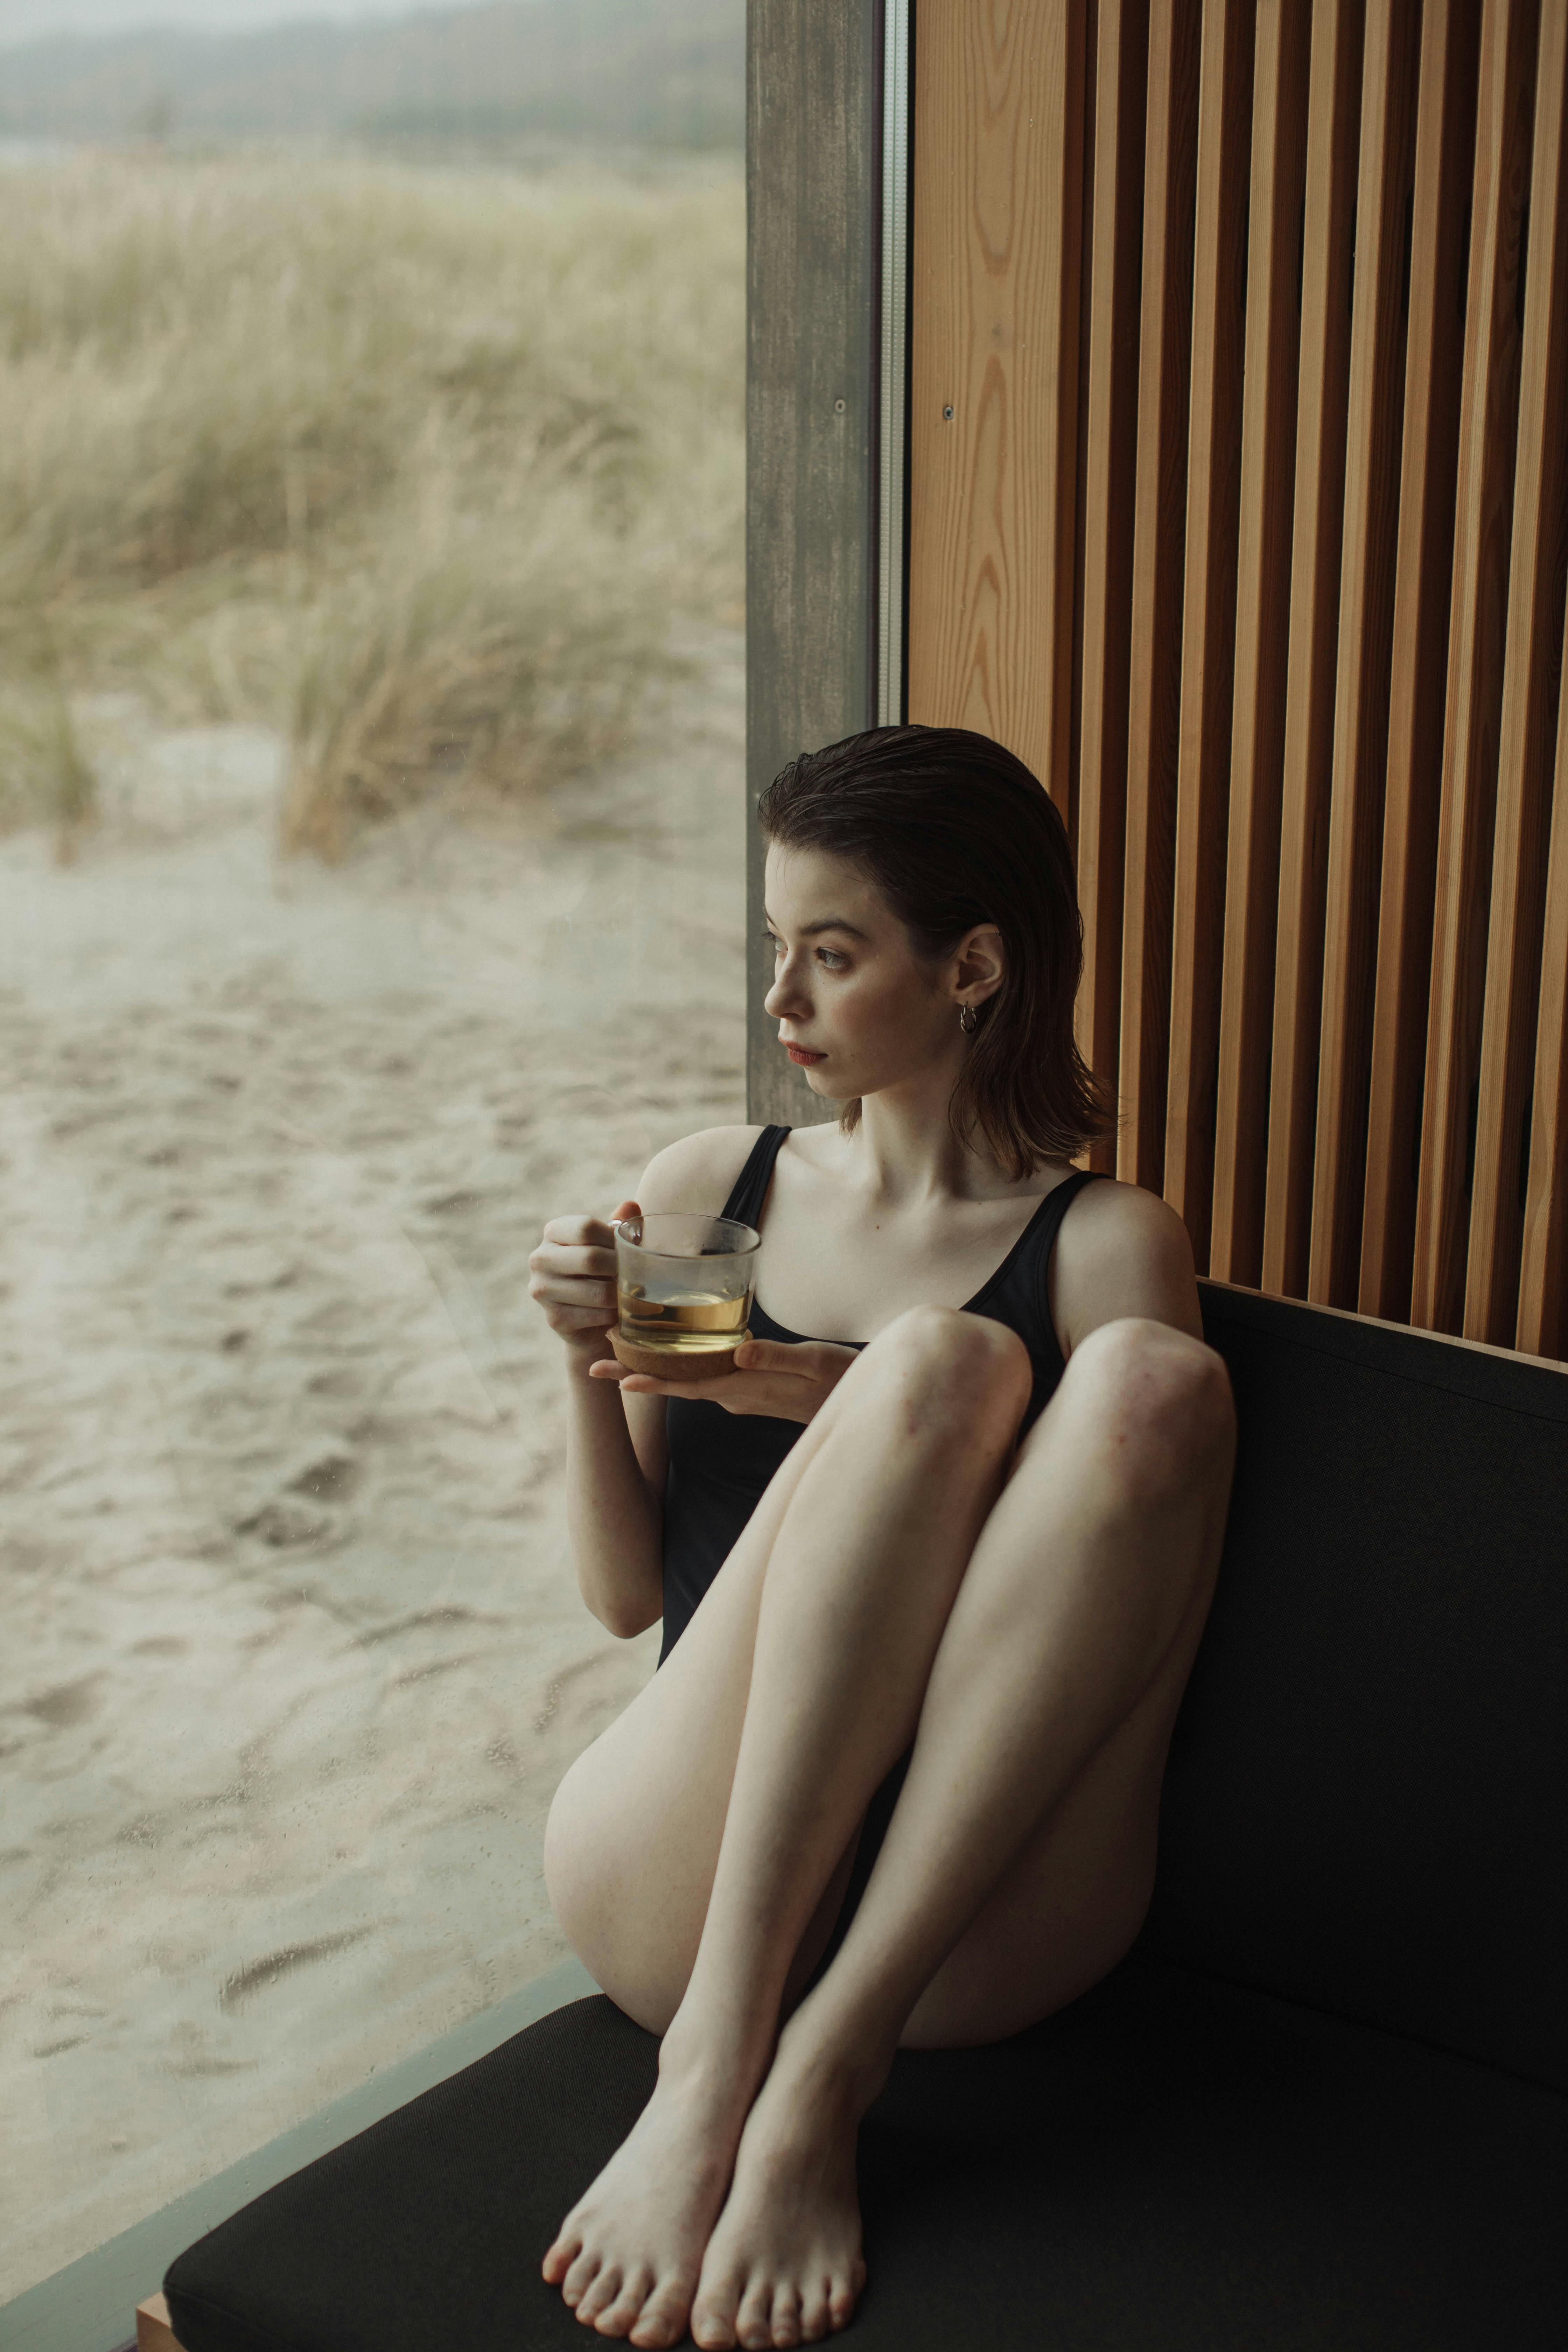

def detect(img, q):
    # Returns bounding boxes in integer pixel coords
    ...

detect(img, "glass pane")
[1,0,743,2297]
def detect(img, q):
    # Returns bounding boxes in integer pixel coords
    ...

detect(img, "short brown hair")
[758,724,1121,1181]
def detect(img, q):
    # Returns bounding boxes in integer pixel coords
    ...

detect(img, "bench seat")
[164,1955,1567,2352]
[163,1283,1568,2350]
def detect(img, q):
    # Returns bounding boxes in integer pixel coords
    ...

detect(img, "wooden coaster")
[610,1329,745,1380]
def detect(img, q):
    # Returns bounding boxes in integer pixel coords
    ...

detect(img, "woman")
[527,725,1237,2351]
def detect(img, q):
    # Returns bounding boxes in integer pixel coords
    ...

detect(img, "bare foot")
[688,2042,869,2351]
[542,2060,751,2345]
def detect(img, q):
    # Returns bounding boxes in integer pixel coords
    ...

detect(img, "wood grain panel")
[1309,0,1422,1308]
[1120,0,1201,1193]
[1468,0,1568,1344]
[1074,0,1149,1179]
[1518,647,1568,1356]
[1413,0,1539,1334]
[137,2296,187,2352]
[746,0,880,1127]
[1360,0,1482,1322]
[1211,0,1313,1288]
[907,0,1086,803]
[1262,0,1366,1298]
[1165,0,1257,1269]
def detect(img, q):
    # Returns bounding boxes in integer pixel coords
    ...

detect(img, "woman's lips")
[785,1043,826,1065]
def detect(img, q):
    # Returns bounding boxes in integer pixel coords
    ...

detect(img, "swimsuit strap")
[1006,1167,1105,1336]
[721,1124,791,1230]
[1018,1166,1107,1294]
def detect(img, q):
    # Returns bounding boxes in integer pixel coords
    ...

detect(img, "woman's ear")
[952,924,1005,1008]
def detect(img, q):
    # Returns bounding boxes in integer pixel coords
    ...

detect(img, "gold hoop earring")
[958,1003,978,1036]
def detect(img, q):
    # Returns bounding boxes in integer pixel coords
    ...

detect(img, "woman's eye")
[817,950,848,970]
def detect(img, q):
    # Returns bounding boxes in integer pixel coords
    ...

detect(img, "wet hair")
[757,723,1121,1181]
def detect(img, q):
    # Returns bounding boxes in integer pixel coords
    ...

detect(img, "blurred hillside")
[0,0,743,149]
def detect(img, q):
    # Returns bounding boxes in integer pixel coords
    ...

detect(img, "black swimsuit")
[657,1125,1106,1982]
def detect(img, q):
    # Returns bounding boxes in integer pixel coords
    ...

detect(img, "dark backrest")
[1140,1282,1568,2094]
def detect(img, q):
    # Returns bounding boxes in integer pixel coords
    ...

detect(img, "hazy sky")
[1,0,490,44]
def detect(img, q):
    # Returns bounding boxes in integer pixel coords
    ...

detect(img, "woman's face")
[761,842,997,1104]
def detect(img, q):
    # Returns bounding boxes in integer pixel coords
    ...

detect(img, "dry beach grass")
[0,148,746,2295]
[0,147,743,852]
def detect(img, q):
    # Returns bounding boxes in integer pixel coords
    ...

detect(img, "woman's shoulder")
[636,1124,771,1217]
[1050,1173,1205,1351]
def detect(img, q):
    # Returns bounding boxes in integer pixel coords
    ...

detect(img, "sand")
[0,637,746,2296]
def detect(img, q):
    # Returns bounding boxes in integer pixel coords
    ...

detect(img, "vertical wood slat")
[906,0,1086,804]
[1263,0,1365,1298]
[1360,0,1482,1322]
[1309,0,1422,1307]
[1119,0,1201,1194]
[889,0,1564,1359]
[1519,652,1568,1356]
[1165,0,1256,1271]
[1211,0,1313,1289]
[745,0,880,1128]
[1469,0,1568,1344]
[1413,0,1539,1334]
[1074,0,1150,1180]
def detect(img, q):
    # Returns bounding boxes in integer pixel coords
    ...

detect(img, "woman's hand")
[528,1200,638,1365]
[588,1335,859,1424]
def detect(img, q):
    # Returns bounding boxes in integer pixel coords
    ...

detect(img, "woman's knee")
[1062,1316,1235,1499]
[862,1304,1032,1445]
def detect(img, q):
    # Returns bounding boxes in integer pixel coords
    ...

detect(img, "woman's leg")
[541,1310,1022,2033]
[545,1309,1235,2349]
[687,1314,1235,2348]
[544,1308,1033,2337]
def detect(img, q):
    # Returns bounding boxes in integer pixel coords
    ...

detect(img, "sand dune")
[0,640,746,2295]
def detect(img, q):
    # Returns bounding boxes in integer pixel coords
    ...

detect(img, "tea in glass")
[611,1212,760,1379]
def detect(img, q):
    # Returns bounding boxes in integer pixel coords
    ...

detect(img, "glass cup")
[610,1211,761,1380]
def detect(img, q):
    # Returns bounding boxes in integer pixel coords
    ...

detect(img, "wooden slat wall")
[1414,0,1539,1334]
[1211,0,1311,1290]
[1115,0,1200,1197]
[906,0,1085,802]
[1361,0,1480,1322]
[1164,0,1255,1274]
[1470,0,1568,1343]
[1262,0,1364,1301]
[1522,617,1568,1356]
[906,0,1568,1362]
[1074,0,1149,1176]
[1310,0,1421,1308]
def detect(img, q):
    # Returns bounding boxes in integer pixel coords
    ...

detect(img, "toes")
[631,2277,699,2351]
[770,2284,803,2347]
[734,2276,775,2351]
[593,2263,654,2338]
[576,2262,622,2326]
[798,2280,832,2343]
[690,2286,740,2351]
[543,2226,584,2287]
[561,2247,603,2309]
[827,2269,861,2333]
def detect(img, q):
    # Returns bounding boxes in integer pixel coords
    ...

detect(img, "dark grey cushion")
[166,1963,1568,2352]
[164,1288,1568,2348]
[1146,1285,1568,2093]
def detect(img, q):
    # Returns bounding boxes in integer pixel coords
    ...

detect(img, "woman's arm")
[529,1126,763,1637]
[561,1322,667,1638]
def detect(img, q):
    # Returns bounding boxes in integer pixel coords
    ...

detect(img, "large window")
[0,0,744,2297]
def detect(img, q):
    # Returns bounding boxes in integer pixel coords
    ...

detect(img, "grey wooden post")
[745,0,889,1126]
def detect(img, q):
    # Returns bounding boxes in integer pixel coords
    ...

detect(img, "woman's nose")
[763,956,809,1021]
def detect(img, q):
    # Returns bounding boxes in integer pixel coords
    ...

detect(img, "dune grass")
[0,148,743,854]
